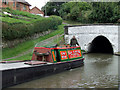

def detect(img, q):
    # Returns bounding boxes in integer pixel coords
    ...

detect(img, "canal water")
[10,53,118,88]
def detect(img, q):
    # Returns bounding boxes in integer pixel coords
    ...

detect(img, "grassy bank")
[63,20,83,25]
[1,8,41,24]
[2,8,62,41]
[2,24,65,60]
[63,20,100,25]
[7,53,33,61]
[7,35,64,61]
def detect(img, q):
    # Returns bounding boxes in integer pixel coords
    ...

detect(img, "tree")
[59,2,91,21]
[70,6,80,20]
[59,2,76,19]
[89,2,120,23]
[41,2,64,16]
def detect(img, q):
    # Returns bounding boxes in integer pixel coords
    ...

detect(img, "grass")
[63,20,93,25]
[2,8,41,19]
[1,16,42,24]
[7,35,64,61]
[1,17,31,24]
[1,7,43,24]
[2,24,65,60]
[63,20,83,25]
[7,53,33,61]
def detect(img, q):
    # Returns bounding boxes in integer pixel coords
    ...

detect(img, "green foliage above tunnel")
[42,2,120,23]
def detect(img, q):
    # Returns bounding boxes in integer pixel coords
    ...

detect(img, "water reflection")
[10,53,118,88]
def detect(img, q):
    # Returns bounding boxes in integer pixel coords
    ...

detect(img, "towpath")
[2,34,63,61]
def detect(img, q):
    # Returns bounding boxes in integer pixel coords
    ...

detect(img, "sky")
[25,0,50,9]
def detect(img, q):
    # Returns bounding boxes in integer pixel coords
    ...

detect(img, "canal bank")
[1,59,84,89]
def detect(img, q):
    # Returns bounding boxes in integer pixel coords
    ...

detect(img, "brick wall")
[0,0,14,9]
[0,0,30,12]
[19,3,30,12]
[0,0,1,7]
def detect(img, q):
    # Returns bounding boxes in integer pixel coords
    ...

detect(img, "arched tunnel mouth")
[88,36,113,54]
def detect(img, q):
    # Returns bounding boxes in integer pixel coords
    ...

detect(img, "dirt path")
[62,22,70,25]
[3,34,63,61]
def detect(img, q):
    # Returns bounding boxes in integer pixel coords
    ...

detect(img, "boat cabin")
[31,46,83,63]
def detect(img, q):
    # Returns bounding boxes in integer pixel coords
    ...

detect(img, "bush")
[2,16,62,40]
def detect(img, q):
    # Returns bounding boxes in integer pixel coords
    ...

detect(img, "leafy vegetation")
[42,2,120,23]
[2,16,62,41]
[1,8,42,24]
[2,7,41,19]
[1,17,31,24]
[1,8,62,41]
[42,2,64,16]
[89,2,120,23]
[59,2,91,22]
[2,24,65,59]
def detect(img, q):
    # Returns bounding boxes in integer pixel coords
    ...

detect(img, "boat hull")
[1,58,84,89]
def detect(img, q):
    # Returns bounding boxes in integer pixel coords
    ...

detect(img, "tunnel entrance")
[88,36,113,54]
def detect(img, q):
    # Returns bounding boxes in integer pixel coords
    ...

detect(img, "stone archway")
[88,35,113,54]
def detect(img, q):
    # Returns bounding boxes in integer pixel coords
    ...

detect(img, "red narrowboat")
[30,45,84,64]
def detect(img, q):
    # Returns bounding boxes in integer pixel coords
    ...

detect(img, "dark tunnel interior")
[88,36,113,54]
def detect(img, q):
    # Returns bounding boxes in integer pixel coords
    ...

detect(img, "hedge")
[2,16,62,40]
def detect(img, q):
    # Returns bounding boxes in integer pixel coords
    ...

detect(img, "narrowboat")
[25,45,84,65]
[1,45,84,88]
